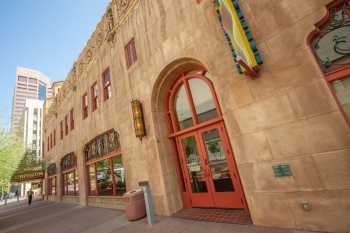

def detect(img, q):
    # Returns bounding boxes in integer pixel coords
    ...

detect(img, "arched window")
[61,152,79,196]
[166,68,247,209]
[310,0,350,124]
[170,69,220,132]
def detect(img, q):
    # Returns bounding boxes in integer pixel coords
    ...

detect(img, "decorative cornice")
[47,0,140,116]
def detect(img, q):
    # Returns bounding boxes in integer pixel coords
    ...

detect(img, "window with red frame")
[82,93,89,118]
[63,171,79,196]
[86,155,126,196]
[91,83,99,111]
[48,176,56,195]
[102,69,112,101]
[50,133,53,149]
[70,109,75,130]
[125,38,137,68]
[61,153,79,196]
[60,121,63,139]
[54,129,56,146]
[65,115,69,135]
[310,0,350,125]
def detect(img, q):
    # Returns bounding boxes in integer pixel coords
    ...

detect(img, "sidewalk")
[0,201,329,233]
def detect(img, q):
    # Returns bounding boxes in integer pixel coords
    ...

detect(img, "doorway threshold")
[173,208,252,225]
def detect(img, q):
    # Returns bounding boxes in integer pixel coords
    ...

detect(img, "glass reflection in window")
[88,165,97,195]
[96,159,113,196]
[188,78,217,124]
[182,136,208,193]
[112,156,126,195]
[203,129,234,192]
[175,85,193,130]
[332,76,350,120]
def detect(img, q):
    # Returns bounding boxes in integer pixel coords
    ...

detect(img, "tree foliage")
[0,129,25,191]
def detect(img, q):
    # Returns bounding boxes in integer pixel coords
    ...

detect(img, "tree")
[0,129,25,192]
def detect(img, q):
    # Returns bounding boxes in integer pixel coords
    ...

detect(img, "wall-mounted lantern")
[131,100,146,140]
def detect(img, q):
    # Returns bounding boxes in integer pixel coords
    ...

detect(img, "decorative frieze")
[45,0,140,122]
[61,152,77,171]
[84,129,120,162]
[47,163,57,176]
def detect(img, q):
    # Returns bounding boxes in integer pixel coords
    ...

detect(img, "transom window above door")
[170,69,220,132]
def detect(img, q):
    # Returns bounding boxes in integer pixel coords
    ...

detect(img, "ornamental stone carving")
[115,0,130,15]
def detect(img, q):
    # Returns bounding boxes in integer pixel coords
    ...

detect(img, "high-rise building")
[11,67,52,133]
[23,99,44,159]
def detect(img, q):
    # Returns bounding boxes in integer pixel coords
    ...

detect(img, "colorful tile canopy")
[215,0,263,77]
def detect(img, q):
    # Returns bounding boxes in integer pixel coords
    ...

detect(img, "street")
[0,201,323,233]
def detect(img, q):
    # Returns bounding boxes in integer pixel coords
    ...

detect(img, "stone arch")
[149,57,207,214]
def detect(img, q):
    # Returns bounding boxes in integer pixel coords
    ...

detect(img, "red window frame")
[62,169,79,196]
[47,176,57,195]
[82,93,89,119]
[54,129,56,146]
[65,115,69,135]
[50,133,53,149]
[70,109,75,130]
[125,38,137,68]
[102,69,112,101]
[60,121,63,139]
[91,82,98,111]
[47,136,50,152]
[308,0,350,126]
[86,152,125,197]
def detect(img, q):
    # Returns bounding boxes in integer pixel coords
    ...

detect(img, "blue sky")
[0,0,110,129]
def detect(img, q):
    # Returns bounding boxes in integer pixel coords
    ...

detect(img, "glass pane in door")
[202,128,234,192]
[182,136,208,193]
[175,85,193,129]
[188,78,218,123]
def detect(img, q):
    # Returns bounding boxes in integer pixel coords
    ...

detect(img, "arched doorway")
[167,67,247,209]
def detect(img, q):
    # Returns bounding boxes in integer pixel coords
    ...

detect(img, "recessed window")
[70,109,75,130]
[60,121,64,139]
[125,38,137,68]
[48,176,56,195]
[102,69,112,101]
[54,129,56,146]
[82,93,89,119]
[50,133,53,150]
[65,115,69,135]
[91,83,99,111]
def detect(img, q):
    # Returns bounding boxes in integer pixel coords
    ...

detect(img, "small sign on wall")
[272,164,292,177]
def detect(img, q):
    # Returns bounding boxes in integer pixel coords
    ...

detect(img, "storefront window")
[88,165,97,195]
[112,156,126,195]
[61,153,79,196]
[87,155,126,196]
[63,170,79,196]
[48,176,56,195]
[96,159,113,196]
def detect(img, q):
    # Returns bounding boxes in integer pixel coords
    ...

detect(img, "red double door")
[175,123,246,209]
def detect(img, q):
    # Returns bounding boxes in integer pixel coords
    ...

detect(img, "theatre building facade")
[43,0,350,232]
